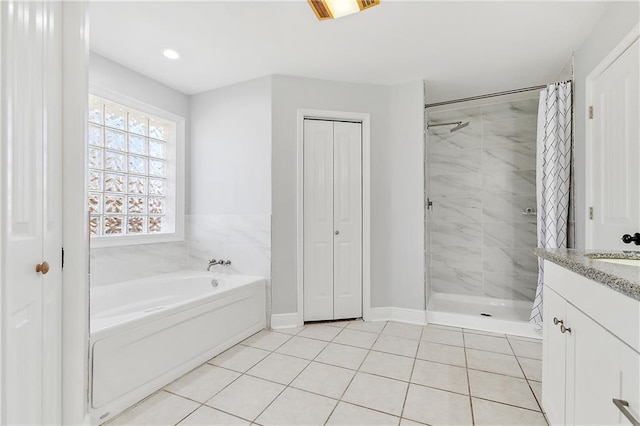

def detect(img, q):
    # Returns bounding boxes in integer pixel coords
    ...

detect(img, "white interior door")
[303,119,362,321]
[333,122,362,319]
[1,1,62,424]
[589,38,640,249]
[304,120,335,321]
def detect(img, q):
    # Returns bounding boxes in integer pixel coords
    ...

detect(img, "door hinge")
[589,207,594,220]
[61,247,65,269]
[426,198,433,210]
[588,106,594,119]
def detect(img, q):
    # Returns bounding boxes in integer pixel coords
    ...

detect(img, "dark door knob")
[621,233,640,245]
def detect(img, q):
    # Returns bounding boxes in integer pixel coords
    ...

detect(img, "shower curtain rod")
[424,80,573,109]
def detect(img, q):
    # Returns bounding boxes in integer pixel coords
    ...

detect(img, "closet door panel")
[303,120,335,321]
[333,122,362,319]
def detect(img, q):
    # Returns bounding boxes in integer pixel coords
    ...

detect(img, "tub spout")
[207,259,222,271]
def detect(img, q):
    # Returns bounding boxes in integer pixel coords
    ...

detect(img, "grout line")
[506,337,545,414]
[173,402,203,426]
[398,323,425,423]
[249,319,362,424]
[471,395,547,413]
[322,321,390,425]
[463,329,476,426]
[232,337,294,422]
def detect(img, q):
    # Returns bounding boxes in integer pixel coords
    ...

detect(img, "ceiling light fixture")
[308,0,379,21]
[162,48,180,60]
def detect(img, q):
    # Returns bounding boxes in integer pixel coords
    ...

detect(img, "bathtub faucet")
[207,259,232,271]
[207,259,223,271]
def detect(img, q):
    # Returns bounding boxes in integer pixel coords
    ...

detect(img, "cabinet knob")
[35,261,50,275]
[560,324,571,334]
[553,317,563,326]
[335,230,340,235]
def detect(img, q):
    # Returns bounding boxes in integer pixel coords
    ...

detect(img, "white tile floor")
[106,321,547,426]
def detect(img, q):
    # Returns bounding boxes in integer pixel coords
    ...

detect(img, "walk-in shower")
[424,88,541,337]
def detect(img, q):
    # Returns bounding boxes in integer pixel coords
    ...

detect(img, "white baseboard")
[369,307,426,325]
[270,313,299,329]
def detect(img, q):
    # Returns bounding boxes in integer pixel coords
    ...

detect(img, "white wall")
[573,2,639,249]
[271,75,425,315]
[89,53,189,118]
[387,81,426,309]
[188,76,272,279]
[189,76,271,216]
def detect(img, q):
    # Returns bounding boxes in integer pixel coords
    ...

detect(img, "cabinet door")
[618,344,640,425]
[543,286,567,426]
[566,304,621,425]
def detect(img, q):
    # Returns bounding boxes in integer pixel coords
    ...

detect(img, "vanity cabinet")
[542,261,640,426]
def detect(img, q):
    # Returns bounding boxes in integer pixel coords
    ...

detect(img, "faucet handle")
[223,260,232,266]
[208,258,217,264]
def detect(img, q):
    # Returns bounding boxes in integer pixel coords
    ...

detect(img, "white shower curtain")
[530,81,572,327]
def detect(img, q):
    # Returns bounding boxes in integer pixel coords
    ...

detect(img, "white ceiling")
[89,1,610,102]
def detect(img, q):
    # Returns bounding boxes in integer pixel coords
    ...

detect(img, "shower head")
[426,121,471,133]
[450,121,470,133]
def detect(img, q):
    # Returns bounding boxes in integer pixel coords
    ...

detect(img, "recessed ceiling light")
[162,49,180,60]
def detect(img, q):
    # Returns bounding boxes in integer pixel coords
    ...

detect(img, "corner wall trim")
[270,313,300,330]
[369,307,426,325]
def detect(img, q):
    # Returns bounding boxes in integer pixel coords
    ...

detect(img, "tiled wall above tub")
[90,241,189,287]
[427,97,539,302]
[89,215,271,287]
[187,214,271,279]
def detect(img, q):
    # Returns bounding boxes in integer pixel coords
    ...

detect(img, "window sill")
[90,232,185,249]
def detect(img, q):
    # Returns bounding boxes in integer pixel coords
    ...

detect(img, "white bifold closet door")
[304,119,362,322]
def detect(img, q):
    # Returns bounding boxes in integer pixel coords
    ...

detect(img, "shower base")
[427,292,541,339]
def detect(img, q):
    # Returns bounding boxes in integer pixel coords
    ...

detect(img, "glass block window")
[88,94,176,238]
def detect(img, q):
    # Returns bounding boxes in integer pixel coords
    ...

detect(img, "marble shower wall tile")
[430,147,482,175]
[482,195,537,223]
[428,106,482,128]
[430,245,483,272]
[430,222,483,247]
[482,222,537,248]
[482,118,537,147]
[482,248,538,274]
[480,98,539,122]
[483,271,537,301]
[429,196,482,223]
[430,173,482,198]
[482,171,536,197]
[429,128,480,150]
[431,268,483,297]
[427,96,540,304]
[482,144,536,172]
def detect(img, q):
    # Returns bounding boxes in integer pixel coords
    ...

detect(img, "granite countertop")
[534,248,640,302]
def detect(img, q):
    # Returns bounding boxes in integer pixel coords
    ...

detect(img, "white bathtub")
[89,270,266,424]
